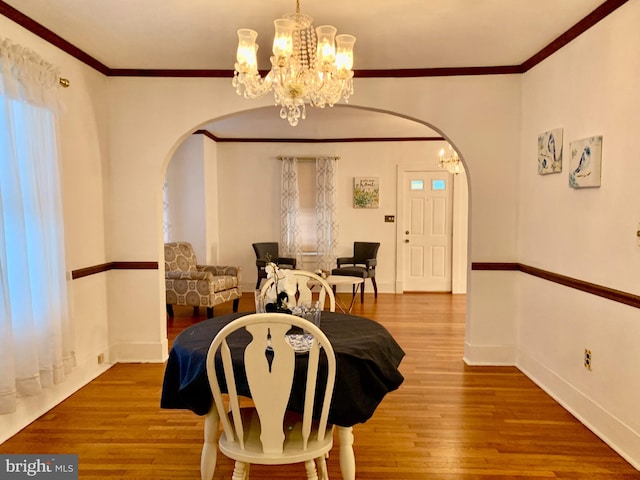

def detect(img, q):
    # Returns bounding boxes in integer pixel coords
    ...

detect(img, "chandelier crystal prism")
[232,0,356,126]
[438,144,463,175]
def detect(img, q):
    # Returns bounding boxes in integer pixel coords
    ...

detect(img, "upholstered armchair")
[164,242,241,318]
[252,242,297,289]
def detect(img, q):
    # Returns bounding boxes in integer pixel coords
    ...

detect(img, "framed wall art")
[537,128,563,174]
[353,177,379,208]
[569,136,602,188]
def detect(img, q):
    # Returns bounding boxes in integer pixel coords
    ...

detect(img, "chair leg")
[256,268,266,289]
[193,306,199,316]
[166,304,174,317]
[316,455,328,480]
[371,277,378,298]
[304,459,319,480]
[232,461,248,480]
[206,306,214,318]
[360,282,365,303]
[232,298,239,312]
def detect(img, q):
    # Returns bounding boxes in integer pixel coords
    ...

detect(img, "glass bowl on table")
[289,302,322,353]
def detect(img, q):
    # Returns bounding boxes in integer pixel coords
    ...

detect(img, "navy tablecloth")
[160,311,405,427]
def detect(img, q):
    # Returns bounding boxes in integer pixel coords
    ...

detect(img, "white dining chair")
[202,312,337,480]
[260,269,336,312]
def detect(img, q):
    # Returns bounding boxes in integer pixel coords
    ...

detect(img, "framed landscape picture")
[353,177,379,208]
[569,136,602,188]
[538,128,563,174]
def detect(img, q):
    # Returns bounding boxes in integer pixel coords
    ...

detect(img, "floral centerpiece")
[264,259,296,313]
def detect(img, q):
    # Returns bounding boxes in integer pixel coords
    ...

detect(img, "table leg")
[346,283,361,313]
[333,284,361,314]
[337,426,355,480]
[200,407,219,480]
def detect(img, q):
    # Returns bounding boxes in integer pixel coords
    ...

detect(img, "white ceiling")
[2,0,607,137]
[3,0,605,70]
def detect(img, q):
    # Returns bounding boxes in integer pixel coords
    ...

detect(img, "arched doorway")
[160,105,469,308]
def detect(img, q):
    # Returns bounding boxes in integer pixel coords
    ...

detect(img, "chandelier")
[232,0,356,126]
[438,144,463,175]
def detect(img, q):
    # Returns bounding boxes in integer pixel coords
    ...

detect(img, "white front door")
[401,171,453,291]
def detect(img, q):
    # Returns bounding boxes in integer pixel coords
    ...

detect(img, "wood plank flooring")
[1,293,638,479]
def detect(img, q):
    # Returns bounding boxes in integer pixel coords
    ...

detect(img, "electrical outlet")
[584,349,592,370]
[97,353,105,364]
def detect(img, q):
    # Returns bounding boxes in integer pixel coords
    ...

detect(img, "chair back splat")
[260,269,336,312]
[203,312,337,478]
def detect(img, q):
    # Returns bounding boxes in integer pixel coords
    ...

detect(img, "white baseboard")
[518,350,640,471]
[463,341,517,366]
[111,339,169,363]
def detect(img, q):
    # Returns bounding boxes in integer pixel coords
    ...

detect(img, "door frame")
[395,162,468,294]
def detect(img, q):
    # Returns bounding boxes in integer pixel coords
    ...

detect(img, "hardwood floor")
[1,293,638,479]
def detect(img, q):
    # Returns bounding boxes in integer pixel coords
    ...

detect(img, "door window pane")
[432,179,446,191]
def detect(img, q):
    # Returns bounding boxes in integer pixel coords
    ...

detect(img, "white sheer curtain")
[315,157,339,271]
[0,38,75,414]
[280,157,302,263]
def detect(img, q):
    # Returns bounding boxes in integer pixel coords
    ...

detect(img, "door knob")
[404,239,409,243]
[405,230,410,235]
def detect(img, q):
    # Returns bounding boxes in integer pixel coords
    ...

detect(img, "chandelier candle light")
[232,0,356,126]
[438,144,463,175]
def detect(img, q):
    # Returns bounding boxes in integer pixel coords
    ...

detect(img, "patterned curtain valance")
[0,37,63,111]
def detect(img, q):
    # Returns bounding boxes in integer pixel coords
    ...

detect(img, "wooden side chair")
[331,241,380,302]
[260,269,336,313]
[252,242,297,289]
[202,312,337,480]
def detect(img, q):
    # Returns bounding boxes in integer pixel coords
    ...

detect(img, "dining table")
[161,310,405,479]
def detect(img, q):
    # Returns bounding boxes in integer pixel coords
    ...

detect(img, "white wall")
[165,135,207,261]
[203,138,220,265]
[517,1,640,467]
[212,140,470,295]
[100,71,521,376]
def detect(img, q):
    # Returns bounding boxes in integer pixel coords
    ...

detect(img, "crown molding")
[193,129,444,143]
[0,1,110,74]
[0,0,629,78]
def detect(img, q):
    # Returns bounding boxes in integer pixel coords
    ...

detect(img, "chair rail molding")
[472,262,640,309]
